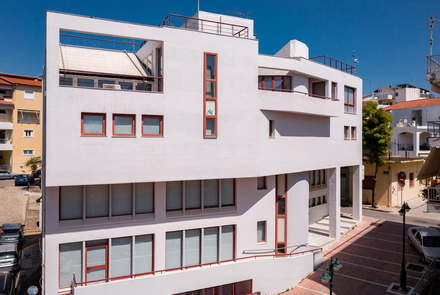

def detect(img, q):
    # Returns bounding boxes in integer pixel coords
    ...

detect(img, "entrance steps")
[308,215,359,249]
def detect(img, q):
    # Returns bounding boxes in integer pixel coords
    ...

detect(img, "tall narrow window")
[135,183,154,214]
[257,177,266,189]
[185,180,201,209]
[409,172,414,187]
[344,126,350,139]
[351,127,357,139]
[257,221,266,243]
[112,183,132,216]
[59,242,83,288]
[203,227,218,263]
[344,87,355,114]
[332,82,337,99]
[86,185,109,218]
[204,53,217,137]
[221,179,235,207]
[269,120,275,138]
[166,181,182,211]
[134,235,153,274]
[204,179,219,208]
[111,237,132,278]
[157,47,163,92]
[221,225,234,261]
[185,229,201,266]
[166,231,182,269]
[60,186,83,220]
[276,174,287,254]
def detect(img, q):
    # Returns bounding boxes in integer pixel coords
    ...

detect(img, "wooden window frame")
[258,76,292,92]
[142,115,163,137]
[344,86,356,114]
[113,114,135,137]
[204,53,218,138]
[81,113,106,136]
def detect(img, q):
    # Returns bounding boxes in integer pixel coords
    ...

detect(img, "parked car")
[0,272,15,295]
[408,227,440,264]
[14,175,32,186]
[31,170,41,179]
[0,171,17,180]
[0,244,19,273]
[0,224,24,248]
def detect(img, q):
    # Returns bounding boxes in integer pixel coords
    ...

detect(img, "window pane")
[185,180,201,209]
[206,100,216,116]
[277,198,285,215]
[60,186,83,220]
[87,268,106,285]
[205,118,216,136]
[114,116,133,135]
[205,81,216,97]
[274,76,282,91]
[257,221,265,242]
[86,246,106,267]
[135,235,153,274]
[264,77,272,90]
[221,226,234,261]
[221,179,234,206]
[77,78,94,87]
[276,175,286,197]
[111,237,131,278]
[135,183,154,214]
[60,242,82,288]
[204,179,219,207]
[112,183,132,216]
[185,230,201,266]
[143,116,161,135]
[284,77,291,90]
[277,217,286,242]
[166,181,182,210]
[119,82,133,90]
[203,228,218,263]
[86,185,109,218]
[59,76,73,86]
[83,115,104,134]
[316,170,321,185]
[206,55,216,79]
[257,177,265,189]
[166,232,182,269]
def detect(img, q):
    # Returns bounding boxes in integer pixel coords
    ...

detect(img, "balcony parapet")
[159,14,249,38]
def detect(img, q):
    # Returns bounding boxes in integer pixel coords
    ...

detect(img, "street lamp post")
[399,202,411,291]
[320,257,343,295]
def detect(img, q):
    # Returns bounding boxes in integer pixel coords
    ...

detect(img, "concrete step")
[317,219,356,230]
[309,224,346,235]
[323,216,358,225]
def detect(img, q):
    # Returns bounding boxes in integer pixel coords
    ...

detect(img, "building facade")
[0,73,42,173]
[43,11,362,295]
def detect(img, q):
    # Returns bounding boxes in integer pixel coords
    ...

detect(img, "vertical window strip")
[204,53,217,137]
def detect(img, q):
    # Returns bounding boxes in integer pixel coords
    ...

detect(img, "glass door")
[85,240,108,285]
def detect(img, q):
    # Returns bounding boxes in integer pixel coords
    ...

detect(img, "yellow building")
[0,73,42,174]
[362,156,426,207]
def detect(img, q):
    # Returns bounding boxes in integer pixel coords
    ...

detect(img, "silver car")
[408,227,440,264]
[0,244,19,273]
[0,171,17,180]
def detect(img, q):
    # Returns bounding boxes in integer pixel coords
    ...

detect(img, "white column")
[328,167,341,239]
[352,165,362,222]
[287,172,309,248]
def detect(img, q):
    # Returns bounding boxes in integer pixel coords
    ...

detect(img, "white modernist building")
[43,10,362,295]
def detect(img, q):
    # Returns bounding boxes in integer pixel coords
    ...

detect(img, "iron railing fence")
[411,260,438,295]
[310,55,357,75]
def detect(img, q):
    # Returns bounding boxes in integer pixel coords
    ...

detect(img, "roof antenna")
[428,13,439,56]
[198,0,200,13]
[226,11,251,18]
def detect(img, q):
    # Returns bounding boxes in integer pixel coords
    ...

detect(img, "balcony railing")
[0,139,11,144]
[398,143,413,151]
[428,121,440,138]
[60,33,145,53]
[310,55,357,75]
[72,248,321,287]
[159,14,249,38]
[427,54,440,73]
[258,87,339,101]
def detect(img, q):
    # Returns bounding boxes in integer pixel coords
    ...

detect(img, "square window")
[142,115,163,137]
[82,113,106,136]
[257,221,266,243]
[24,90,35,100]
[351,127,356,140]
[113,114,135,136]
[22,149,34,156]
[23,130,34,138]
[257,176,266,190]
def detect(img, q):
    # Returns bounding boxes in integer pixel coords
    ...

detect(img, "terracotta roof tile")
[383,97,440,111]
[0,101,14,106]
[0,73,42,87]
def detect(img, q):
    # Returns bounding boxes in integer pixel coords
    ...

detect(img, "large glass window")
[82,113,106,136]
[142,115,163,136]
[113,114,135,136]
[86,185,109,218]
[185,229,201,266]
[221,225,234,261]
[166,231,182,269]
[166,181,182,211]
[204,179,219,208]
[185,180,201,209]
[257,221,266,243]
[135,183,154,214]
[111,238,131,278]
[203,227,218,263]
[60,186,83,220]
[344,87,355,114]
[60,242,82,288]
[221,179,234,206]
[134,235,153,274]
[112,183,132,216]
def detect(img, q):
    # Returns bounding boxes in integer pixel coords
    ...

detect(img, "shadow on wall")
[262,111,330,137]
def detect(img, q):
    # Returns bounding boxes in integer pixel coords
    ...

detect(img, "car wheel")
[421,253,427,264]
[14,183,17,186]
[408,236,413,246]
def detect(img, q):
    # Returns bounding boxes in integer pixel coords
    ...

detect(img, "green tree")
[25,156,41,172]
[362,101,393,207]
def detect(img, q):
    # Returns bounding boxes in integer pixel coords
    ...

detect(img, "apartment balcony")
[159,14,250,38]
[0,118,13,130]
[428,121,440,147]
[426,54,440,93]
[258,88,340,117]
[0,139,12,151]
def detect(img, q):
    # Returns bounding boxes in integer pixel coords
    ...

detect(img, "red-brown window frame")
[344,86,356,114]
[258,76,292,92]
[142,115,163,137]
[112,114,135,137]
[204,53,218,138]
[81,112,106,136]
[344,126,350,139]
[85,241,109,285]
[257,221,266,243]
[275,174,287,255]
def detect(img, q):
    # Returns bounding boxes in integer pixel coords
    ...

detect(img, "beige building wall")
[363,159,425,207]
[11,85,42,174]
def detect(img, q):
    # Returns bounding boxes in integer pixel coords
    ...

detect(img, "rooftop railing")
[427,54,440,72]
[60,33,146,53]
[310,55,357,75]
[159,14,249,38]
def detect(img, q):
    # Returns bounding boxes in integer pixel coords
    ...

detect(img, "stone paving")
[284,216,429,295]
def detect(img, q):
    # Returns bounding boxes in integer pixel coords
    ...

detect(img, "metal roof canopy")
[59,45,148,77]
[417,147,440,179]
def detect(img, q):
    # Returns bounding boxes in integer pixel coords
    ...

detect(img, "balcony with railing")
[309,56,357,75]
[159,14,249,38]
[0,131,12,151]
[428,121,440,147]
[426,54,440,88]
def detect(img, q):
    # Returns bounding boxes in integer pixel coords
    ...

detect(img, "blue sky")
[1,0,439,94]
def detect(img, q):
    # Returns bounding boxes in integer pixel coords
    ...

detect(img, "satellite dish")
[404,119,408,123]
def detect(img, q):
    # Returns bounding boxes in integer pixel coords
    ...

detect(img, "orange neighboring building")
[0,73,42,173]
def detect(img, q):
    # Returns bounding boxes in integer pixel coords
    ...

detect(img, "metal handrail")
[411,260,437,295]
[73,248,322,287]
[310,55,357,75]
[59,34,145,53]
[258,87,339,101]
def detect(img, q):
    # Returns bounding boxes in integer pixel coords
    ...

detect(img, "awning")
[417,147,440,179]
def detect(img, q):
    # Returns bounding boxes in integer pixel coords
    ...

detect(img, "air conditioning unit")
[103,84,121,90]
